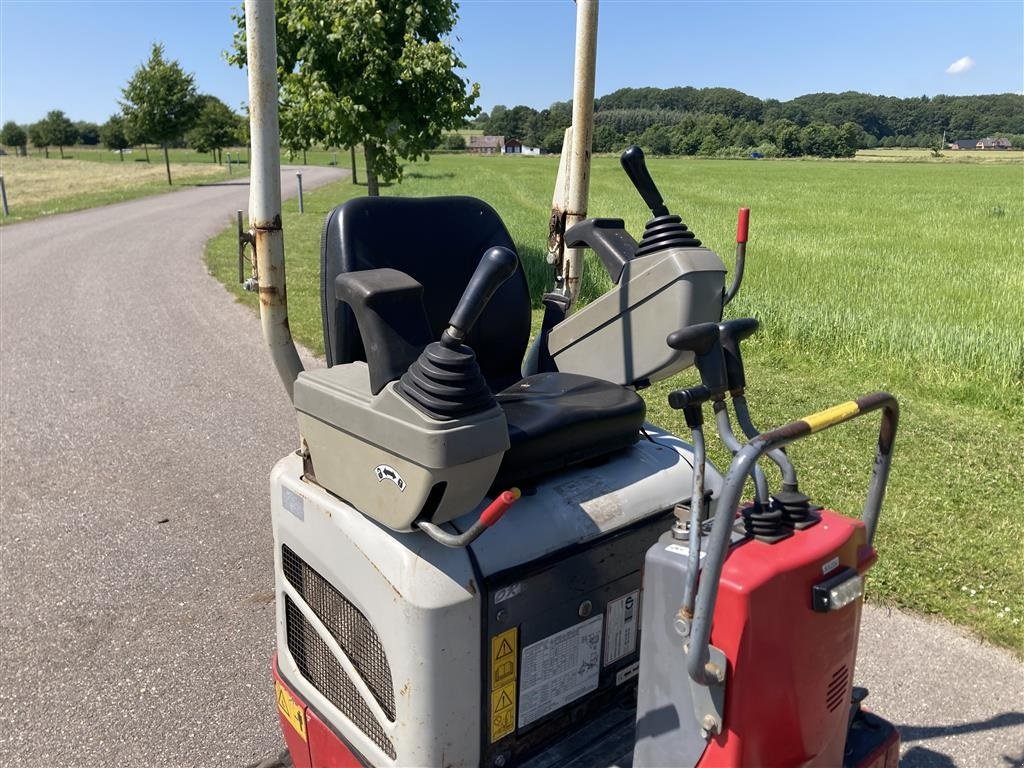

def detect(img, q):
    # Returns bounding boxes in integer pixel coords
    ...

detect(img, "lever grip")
[718,318,759,391]
[620,145,669,218]
[446,246,519,339]
[667,322,728,394]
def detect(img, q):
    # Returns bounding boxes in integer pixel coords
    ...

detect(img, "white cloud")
[945,56,975,75]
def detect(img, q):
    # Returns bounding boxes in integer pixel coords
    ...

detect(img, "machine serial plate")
[518,616,604,728]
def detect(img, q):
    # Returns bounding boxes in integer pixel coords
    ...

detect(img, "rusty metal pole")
[246,0,304,402]
[563,0,599,307]
[0,175,8,217]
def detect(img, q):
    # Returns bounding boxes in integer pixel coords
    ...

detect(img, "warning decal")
[490,628,518,742]
[275,680,307,742]
[604,590,639,665]
[518,615,603,729]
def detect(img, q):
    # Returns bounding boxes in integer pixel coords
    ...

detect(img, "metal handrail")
[687,392,899,687]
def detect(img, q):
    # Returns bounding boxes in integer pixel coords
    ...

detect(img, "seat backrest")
[321,196,532,390]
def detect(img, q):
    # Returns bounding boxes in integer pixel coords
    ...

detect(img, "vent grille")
[285,595,397,760]
[826,665,849,712]
[281,544,396,720]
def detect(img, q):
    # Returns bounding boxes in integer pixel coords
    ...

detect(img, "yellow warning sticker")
[490,628,518,742]
[276,680,308,742]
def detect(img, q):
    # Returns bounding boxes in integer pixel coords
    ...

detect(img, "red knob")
[736,207,750,244]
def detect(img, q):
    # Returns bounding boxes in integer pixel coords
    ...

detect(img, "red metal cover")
[699,510,874,767]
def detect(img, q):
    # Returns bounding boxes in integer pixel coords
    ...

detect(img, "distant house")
[468,135,504,155]
[948,137,1013,150]
[503,138,546,156]
[977,137,1012,150]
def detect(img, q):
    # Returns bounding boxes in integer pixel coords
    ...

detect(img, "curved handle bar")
[687,392,899,687]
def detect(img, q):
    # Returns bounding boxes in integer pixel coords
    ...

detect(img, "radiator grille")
[826,665,849,713]
[285,595,397,759]
[281,544,396,721]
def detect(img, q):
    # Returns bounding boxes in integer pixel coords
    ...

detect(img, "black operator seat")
[322,196,645,489]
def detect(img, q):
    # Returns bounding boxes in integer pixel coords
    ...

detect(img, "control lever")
[718,318,800,494]
[666,323,729,396]
[442,246,519,347]
[723,208,749,305]
[621,145,669,218]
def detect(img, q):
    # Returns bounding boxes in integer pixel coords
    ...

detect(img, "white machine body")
[271,427,721,767]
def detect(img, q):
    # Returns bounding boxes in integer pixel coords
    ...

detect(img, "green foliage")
[42,110,78,158]
[228,0,479,194]
[186,95,241,160]
[28,122,48,156]
[120,43,201,182]
[101,114,131,158]
[442,133,467,150]
[640,124,672,155]
[1,121,27,151]
[75,121,101,145]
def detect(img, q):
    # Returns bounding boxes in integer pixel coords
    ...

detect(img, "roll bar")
[687,392,899,687]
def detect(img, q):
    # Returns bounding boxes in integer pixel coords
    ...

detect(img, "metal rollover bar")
[687,392,899,687]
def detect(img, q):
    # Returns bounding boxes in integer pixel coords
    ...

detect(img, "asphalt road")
[1,170,1021,767]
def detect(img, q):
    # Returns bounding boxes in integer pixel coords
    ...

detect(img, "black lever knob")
[666,322,728,395]
[718,317,759,392]
[620,145,669,218]
[443,246,518,347]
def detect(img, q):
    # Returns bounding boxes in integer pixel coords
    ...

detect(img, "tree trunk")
[119,148,124,161]
[364,141,379,196]
[59,145,64,159]
[302,149,307,165]
[163,143,172,185]
[44,146,49,159]
[212,149,217,164]
[350,145,358,184]
[144,144,151,162]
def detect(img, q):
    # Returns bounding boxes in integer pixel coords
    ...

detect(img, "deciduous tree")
[101,114,131,160]
[187,95,240,163]
[121,43,201,184]
[229,0,479,195]
[1,121,27,155]
[43,110,78,158]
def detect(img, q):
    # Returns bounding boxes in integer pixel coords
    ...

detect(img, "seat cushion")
[492,373,646,490]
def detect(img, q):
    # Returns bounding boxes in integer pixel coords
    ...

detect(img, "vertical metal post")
[0,175,8,216]
[246,0,304,402]
[296,172,304,213]
[563,0,599,306]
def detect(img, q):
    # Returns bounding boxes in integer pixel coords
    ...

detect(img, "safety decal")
[518,615,603,729]
[275,680,308,742]
[374,464,406,491]
[490,627,519,742]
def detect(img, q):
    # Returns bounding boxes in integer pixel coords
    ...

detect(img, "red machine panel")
[699,510,875,767]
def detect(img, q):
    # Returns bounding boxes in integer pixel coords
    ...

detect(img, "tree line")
[474,87,1024,158]
[2,44,248,184]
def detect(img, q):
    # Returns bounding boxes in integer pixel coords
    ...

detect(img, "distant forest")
[472,87,1024,158]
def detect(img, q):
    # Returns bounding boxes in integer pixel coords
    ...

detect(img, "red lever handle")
[736,207,750,244]
[480,488,521,527]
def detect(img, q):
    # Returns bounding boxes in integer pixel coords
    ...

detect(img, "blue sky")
[1,0,1021,125]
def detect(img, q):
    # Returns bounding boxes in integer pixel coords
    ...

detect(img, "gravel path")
[1,167,1020,767]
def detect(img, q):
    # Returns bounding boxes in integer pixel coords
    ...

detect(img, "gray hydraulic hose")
[733,394,799,491]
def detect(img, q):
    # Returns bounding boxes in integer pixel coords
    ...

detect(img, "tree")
[442,133,466,150]
[120,43,200,184]
[187,95,240,163]
[75,121,101,145]
[42,110,78,158]
[230,0,479,196]
[1,121,27,155]
[101,114,131,160]
[28,122,49,158]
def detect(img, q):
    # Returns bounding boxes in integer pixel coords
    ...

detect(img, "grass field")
[0,155,233,224]
[206,153,1023,652]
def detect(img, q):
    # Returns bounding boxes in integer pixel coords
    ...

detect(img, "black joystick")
[442,246,519,348]
[620,145,670,218]
[666,322,728,397]
[620,146,701,256]
[718,317,760,393]
[400,247,519,420]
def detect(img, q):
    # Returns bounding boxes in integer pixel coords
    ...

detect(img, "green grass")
[206,154,1024,653]
[0,154,234,225]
